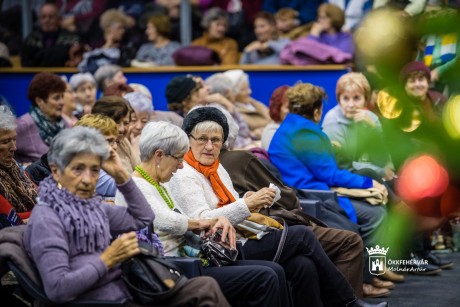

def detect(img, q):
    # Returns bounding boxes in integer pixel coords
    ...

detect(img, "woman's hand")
[310,22,324,36]
[244,41,264,53]
[244,188,276,211]
[100,232,140,269]
[353,110,375,127]
[383,166,396,181]
[372,180,388,198]
[210,217,236,249]
[205,93,235,113]
[188,217,237,249]
[101,148,130,184]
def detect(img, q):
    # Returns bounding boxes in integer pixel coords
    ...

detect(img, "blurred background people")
[133,14,181,67]
[21,3,81,67]
[69,72,97,115]
[240,11,289,64]
[192,7,239,65]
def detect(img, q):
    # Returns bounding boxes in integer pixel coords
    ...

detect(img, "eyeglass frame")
[168,154,184,164]
[189,134,223,146]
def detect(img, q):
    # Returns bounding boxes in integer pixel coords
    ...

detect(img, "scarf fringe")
[38,176,111,253]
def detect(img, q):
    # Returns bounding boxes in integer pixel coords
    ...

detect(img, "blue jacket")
[268,113,373,222]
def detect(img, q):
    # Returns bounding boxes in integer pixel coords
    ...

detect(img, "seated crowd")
[0,1,459,307]
[1,0,457,73]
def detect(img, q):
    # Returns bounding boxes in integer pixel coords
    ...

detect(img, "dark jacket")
[25,153,51,186]
[21,29,80,67]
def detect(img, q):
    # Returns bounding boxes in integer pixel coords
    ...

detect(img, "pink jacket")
[280,37,352,65]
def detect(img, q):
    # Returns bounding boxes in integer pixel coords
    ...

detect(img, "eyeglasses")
[169,155,184,164]
[189,135,223,146]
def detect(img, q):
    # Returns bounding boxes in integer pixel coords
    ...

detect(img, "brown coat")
[219,149,313,226]
[192,33,239,65]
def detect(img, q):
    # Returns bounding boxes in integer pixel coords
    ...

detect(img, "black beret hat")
[165,76,197,104]
[182,107,229,142]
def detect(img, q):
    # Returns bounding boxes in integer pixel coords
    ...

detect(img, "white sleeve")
[168,171,251,225]
[115,178,189,236]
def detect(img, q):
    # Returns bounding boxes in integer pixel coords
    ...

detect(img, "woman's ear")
[154,149,164,161]
[50,164,61,183]
[35,97,45,108]
[313,108,322,123]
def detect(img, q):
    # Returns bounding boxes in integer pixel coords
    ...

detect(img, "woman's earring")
[57,182,62,190]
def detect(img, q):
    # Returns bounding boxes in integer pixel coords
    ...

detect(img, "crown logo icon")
[366,245,389,256]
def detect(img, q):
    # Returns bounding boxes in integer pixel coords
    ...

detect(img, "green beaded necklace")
[135,165,175,210]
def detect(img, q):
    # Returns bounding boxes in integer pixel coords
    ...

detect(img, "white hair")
[222,69,249,92]
[48,127,110,171]
[205,73,234,97]
[129,83,153,101]
[0,105,16,131]
[139,121,189,162]
[124,92,154,114]
[69,73,96,91]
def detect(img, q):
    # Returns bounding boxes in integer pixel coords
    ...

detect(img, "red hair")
[269,85,290,122]
[27,73,66,106]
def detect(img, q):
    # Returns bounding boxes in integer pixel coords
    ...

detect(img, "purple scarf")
[37,176,111,253]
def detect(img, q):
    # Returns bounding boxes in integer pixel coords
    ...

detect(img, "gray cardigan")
[322,105,392,177]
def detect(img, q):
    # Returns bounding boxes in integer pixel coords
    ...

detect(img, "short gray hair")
[201,7,228,29]
[48,127,110,171]
[129,83,153,100]
[0,105,16,131]
[69,72,96,91]
[124,92,154,114]
[191,121,223,138]
[205,73,234,97]
[94,64,122,91]
[139,121,189,162]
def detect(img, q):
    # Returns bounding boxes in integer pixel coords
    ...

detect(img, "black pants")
[242,225,356,307]
[203,260,287,307]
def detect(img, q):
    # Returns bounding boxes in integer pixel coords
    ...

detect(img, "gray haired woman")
[0,105,37,223]
[123,91,153,139]
[69,72,97,115]
[23,126,228,305]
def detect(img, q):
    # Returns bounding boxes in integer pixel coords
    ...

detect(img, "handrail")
[0,64,349,74]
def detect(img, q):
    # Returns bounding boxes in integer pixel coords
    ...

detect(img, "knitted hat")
[400,61,431,83]
[182,107,229,142]
[165,76,197,104]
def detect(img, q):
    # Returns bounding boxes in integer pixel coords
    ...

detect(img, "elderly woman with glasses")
[168,106,369,307]
[0,106,37,225]
[115,120,288,306]
[23,126,228,305]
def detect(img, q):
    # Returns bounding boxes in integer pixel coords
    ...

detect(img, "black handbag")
[200,229,238,267]
[121,231,188,305]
